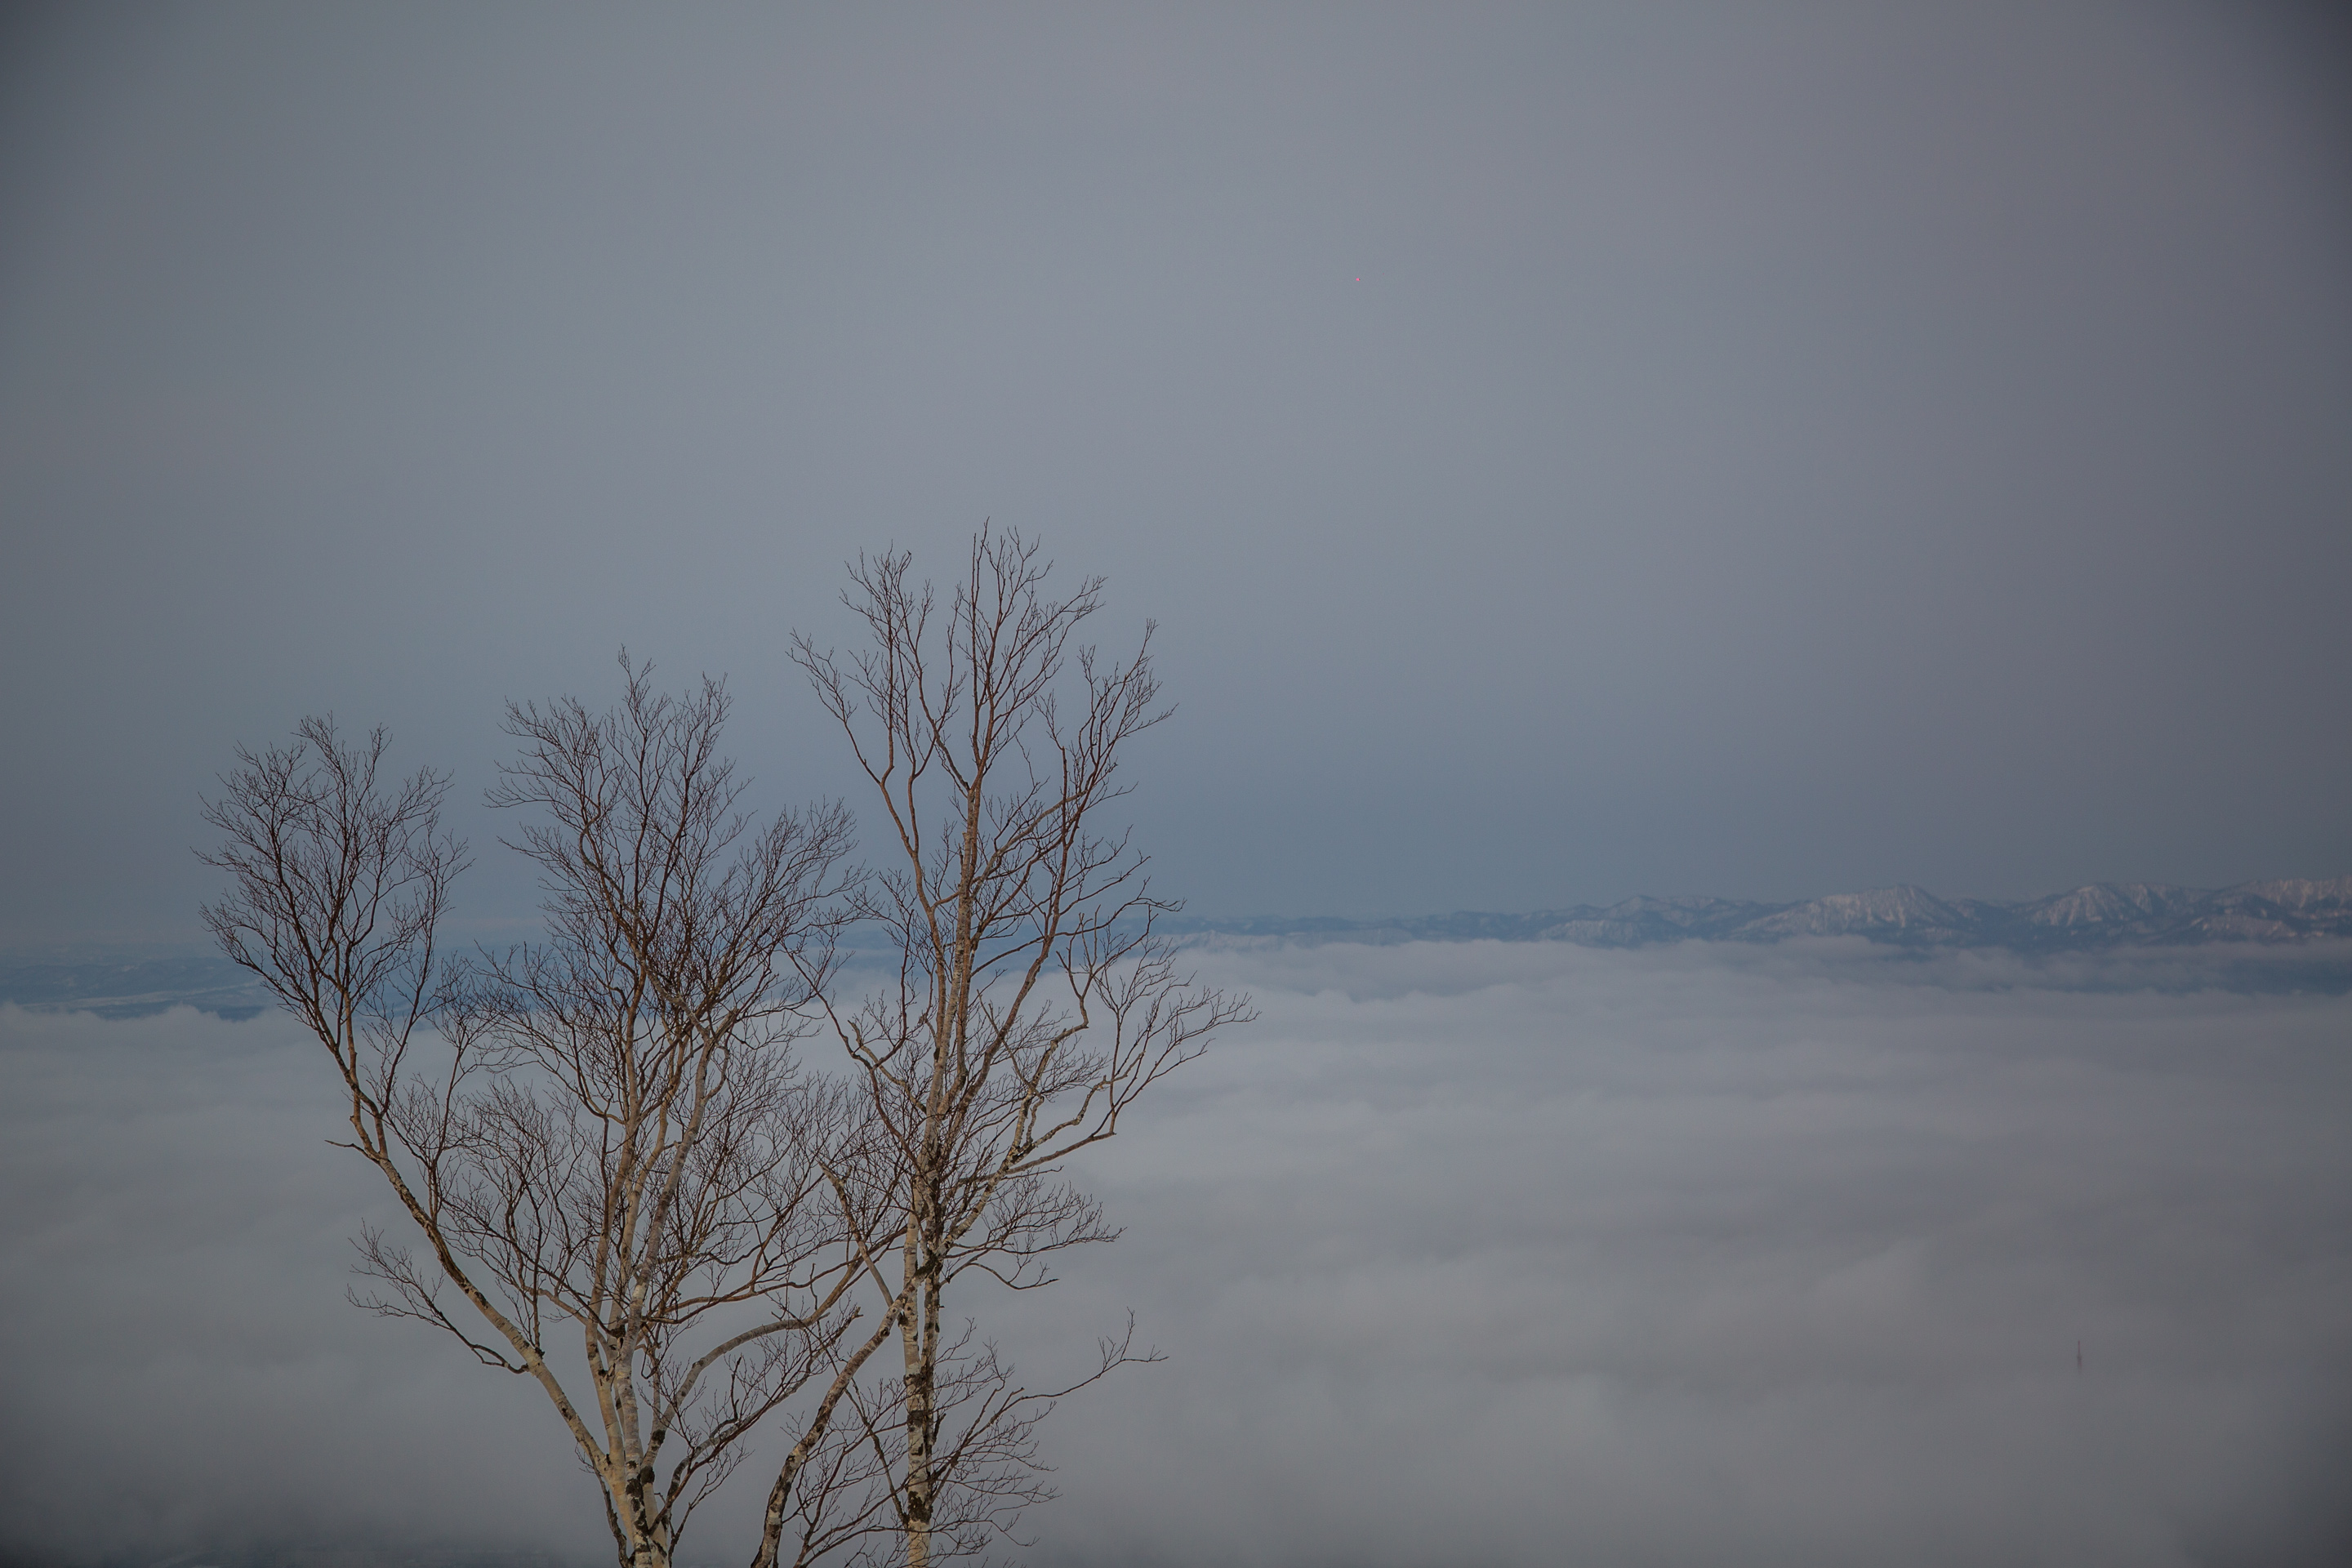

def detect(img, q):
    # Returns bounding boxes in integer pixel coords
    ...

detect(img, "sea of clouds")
[4,938,2348,1567]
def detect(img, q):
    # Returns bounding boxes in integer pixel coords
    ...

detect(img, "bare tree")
[778,1315,1151,1568]
[791,528,1254,1567]
[201,662,898,1568]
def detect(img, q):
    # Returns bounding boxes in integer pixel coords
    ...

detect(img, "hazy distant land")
[1181,875,2352,950]
[7,877,2347,1020]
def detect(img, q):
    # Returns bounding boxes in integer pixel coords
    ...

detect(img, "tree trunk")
[902,1242,941,1568]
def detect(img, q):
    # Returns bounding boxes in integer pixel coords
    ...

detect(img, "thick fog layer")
[5,940,2346,1566]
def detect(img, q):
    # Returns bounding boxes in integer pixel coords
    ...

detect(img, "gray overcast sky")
[4,2,2350,945]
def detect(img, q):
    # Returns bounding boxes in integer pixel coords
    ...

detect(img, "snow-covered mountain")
[1737,884,1976,941]
[1186,875,2352,953]
[2014,881,2203,931]
[9,878,2350,1019]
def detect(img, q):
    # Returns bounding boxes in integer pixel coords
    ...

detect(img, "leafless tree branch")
[786,529,1253,1566]
[203,662,879,1568]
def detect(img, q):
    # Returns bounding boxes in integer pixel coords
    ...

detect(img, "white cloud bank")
[5,939,2348,1566]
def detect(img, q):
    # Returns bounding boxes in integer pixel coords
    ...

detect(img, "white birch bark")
[791,531,1254,1566]
[203,673,868,1568]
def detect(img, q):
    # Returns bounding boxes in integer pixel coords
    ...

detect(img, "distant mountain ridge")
[1181,876,2352,952]
[0,953,274,1019]
[6,878,2349,1019]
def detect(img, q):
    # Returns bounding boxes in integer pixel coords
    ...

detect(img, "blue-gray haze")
[3,7,2350,1566]
[2,2,2349,944]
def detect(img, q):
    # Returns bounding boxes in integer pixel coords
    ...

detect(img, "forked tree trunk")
[790,532,1250,1567]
